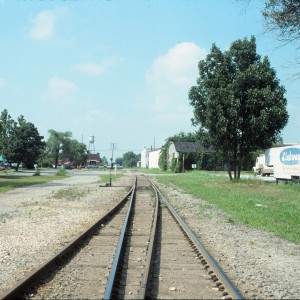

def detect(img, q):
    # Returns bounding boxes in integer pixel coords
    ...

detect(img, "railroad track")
[1,175,243,299]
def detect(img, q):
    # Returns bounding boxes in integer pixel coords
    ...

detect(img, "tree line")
[0,109,88,171]
[0,109,140,171]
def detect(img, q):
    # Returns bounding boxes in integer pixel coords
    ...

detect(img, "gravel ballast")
[0,170,299,299]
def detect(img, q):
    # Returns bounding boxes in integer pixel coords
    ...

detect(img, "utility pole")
[109,143,117,186]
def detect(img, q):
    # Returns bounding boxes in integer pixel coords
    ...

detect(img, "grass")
[52,187,86,201]
[150,170,300,244]
[55,168,68,177]
[99,173,124,185]
[0,173,57,193]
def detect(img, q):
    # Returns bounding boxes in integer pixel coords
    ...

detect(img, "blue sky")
[0,0,299,160]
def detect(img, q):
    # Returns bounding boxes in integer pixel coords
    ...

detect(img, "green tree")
[122,151,139,168]
[68,139,88,166]
[46,129,72,168]
[0,111,45,170]
[189,36,288,180]
[11,116,45,170]
[115,157,123,166]
[0,109,15,158]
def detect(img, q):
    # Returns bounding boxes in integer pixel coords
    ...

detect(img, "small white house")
[148,148,161,169]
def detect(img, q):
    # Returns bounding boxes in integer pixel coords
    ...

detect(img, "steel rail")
[1,182,135,300]
[148,177,244,300]
[103,176,137,299]
[137,177,159,299]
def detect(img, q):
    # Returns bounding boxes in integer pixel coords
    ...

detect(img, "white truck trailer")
[265,145,300,183]
[253,154,273,176]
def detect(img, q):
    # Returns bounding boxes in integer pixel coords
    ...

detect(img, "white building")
[140,147,161,169]
[148,148,161,169]
[140,147,150,168]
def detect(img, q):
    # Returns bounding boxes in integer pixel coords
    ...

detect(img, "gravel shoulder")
[1,171,299,299]
[0,170,133,296]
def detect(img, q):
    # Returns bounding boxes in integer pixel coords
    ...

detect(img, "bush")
[56,168,67,177]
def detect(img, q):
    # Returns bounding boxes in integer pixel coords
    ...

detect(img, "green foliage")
[196,152,224,171]
[67,139,88,166]
[46,130,87,168]
[52,187,86,201]
[46,129,72,168]
[55,168,67,177]
[0,174,56,192]
[170,157,182,173]
[115,157,123,166]
[99,173,123,184]
[122,151,139,168]
[0,110,45,170]
[189,36,288,179]
[158,147,168,171]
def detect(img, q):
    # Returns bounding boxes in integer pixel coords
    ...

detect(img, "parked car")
[11,162,23,168]
[64,164,74,170]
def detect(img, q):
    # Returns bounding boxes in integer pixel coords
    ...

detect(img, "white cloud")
[147,42,207,91]
[145,42,207,122]
[29,8,67,40]
[74,57,122,76]
[46,76,78,103]
[29,11,56,40]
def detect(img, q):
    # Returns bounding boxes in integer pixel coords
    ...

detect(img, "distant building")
[168,141,213,161]
[168,141,214,171]
[148,148,161,169]
[86,153,101,167]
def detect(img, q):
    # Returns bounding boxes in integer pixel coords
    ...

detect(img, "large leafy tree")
[10,116,45,170]
[46,129,72,168]
[68,139,88,166]
[0,110,45,170]
[189,36,288,180]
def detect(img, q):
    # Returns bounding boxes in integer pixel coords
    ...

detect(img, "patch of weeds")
[56,168,67,177]
[0,215,7,223]
[53,187,86,201]
[249,240,255,246]
[159,201,167,208]
[0,212,14,223]
[227,217,235,224]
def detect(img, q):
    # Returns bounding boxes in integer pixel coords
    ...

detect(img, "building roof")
[171,141,213,153]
